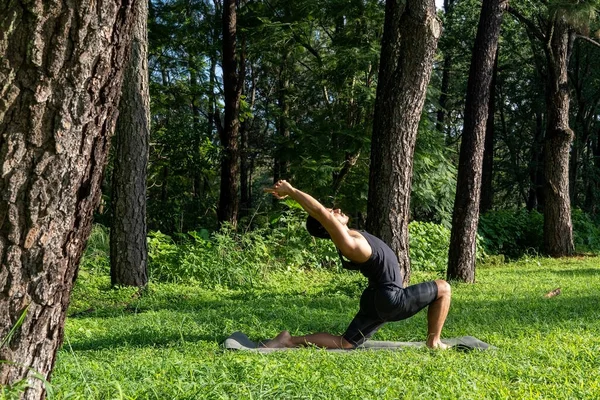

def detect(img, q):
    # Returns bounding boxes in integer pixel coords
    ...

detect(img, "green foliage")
[479,209,600,258]
[478,209,544,259]
[80,225,110,275]
[147,210,338,288]
[572,208,600,254]
[409,221,486,273]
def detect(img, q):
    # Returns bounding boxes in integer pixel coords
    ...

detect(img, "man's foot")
[262,330,294,348]
[426,338,449,350]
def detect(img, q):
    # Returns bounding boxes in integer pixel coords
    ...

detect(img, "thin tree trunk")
[0,1,136,398]
[447,0,508,283]
[217,0,244,227]
[274,51,290,183]
[367,0,441,287]
[479,50,499,213]
[543,18,574,257]
[110,0,149,288]
[436,0,455,135]
[527,109,545,210]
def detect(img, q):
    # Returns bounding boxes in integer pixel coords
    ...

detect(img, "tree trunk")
[527,109,545,210]
[217,0,243,228]
[543,18,574,257]
[110,0,149,288]
[0,1,136,398]
[479,50,499,213]
[436,0,455,135]
[447,0,507,283]
[240,60,257,214]
[274,51,290,183]
[366,0,441,287]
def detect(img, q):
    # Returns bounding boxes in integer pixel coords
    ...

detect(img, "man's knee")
[435,279,451,299]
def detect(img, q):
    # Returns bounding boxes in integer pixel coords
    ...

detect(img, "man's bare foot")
[262,330,295,348]
[426,336,449,350]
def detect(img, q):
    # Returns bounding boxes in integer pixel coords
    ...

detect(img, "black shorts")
[343,281,439,347]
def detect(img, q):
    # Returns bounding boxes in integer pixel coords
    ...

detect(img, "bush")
[479,208,600,258]
[572,209,600,254]
[478,209,543,259]
[147,210,339,288]
[409,221,486,273]
[80,224,111,274]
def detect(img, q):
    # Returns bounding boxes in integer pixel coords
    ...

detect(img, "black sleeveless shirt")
[337,230,403,289]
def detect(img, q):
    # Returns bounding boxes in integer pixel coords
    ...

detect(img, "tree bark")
[543,17,574,257]
[436,0,455,135]
[110,0,149,288]
[366,0,441,287]
[0,1,136,398]
[217,0,244,228]
[479,50,499,213]
[527,109,545,211]
[447,0,507,283]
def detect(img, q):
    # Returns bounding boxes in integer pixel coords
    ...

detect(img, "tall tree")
[542,14,575,256]
[509,1,600,256]
[367,0,441,286]
[0,1,136,398]
[447,0,508,283]
[110,0,150,287]
[479,50,499,213]
[217,0,245,227]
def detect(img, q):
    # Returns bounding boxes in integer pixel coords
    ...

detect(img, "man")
[264,180,451,349]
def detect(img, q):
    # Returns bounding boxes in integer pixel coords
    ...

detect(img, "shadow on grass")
[65,288,599,352]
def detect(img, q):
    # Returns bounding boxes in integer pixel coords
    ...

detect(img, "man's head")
[306,209,349,239]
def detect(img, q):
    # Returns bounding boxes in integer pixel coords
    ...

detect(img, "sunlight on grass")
[52,257,600,399]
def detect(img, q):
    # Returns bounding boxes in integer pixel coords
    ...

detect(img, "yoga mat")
[224,331,496,352]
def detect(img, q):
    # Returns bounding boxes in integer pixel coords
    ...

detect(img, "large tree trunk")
[366,0,441,287]
[0,1,136,398]
[447,0,507,283]
[543,18,574,257]
[110,0,149,288]
[217,0,244,228]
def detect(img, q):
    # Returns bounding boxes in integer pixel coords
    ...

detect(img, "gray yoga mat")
[224,331,496,352]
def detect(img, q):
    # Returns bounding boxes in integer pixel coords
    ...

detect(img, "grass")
[49,257,600,399]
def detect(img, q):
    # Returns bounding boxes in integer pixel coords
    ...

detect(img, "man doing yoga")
[263,180,451,349]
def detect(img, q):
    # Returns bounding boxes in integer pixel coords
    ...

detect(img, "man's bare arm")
[265,180,371,262]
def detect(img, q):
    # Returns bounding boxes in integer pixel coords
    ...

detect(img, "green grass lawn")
[51,257,600,399]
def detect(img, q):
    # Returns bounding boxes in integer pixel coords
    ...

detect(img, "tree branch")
[575,34,600,49]
[507,6,545,42]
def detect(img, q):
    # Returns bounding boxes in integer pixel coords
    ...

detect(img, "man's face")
[328,208,349,226]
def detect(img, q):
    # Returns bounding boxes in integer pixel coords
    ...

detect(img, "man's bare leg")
[263,330,354,349]
[426,279,452,349]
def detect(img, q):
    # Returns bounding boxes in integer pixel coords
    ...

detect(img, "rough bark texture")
[436,0,455,134]
[217,0,243,228]
[110,0,149,287]
[366,0,441,287]
[543,17,574,257]
[0,1,136,398]
[447,0,507,283]
[479,51,498,214]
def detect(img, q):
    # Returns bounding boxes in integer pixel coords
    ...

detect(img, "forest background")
[2,0,600,398]
[106,0,600,264]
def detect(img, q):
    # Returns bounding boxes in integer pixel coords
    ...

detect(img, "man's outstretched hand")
[263,180,294,200]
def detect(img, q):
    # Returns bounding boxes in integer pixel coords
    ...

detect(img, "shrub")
[478,209,543,259]
[80,224,110,274]
[572,209,600,254]
[409,221,486,273]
